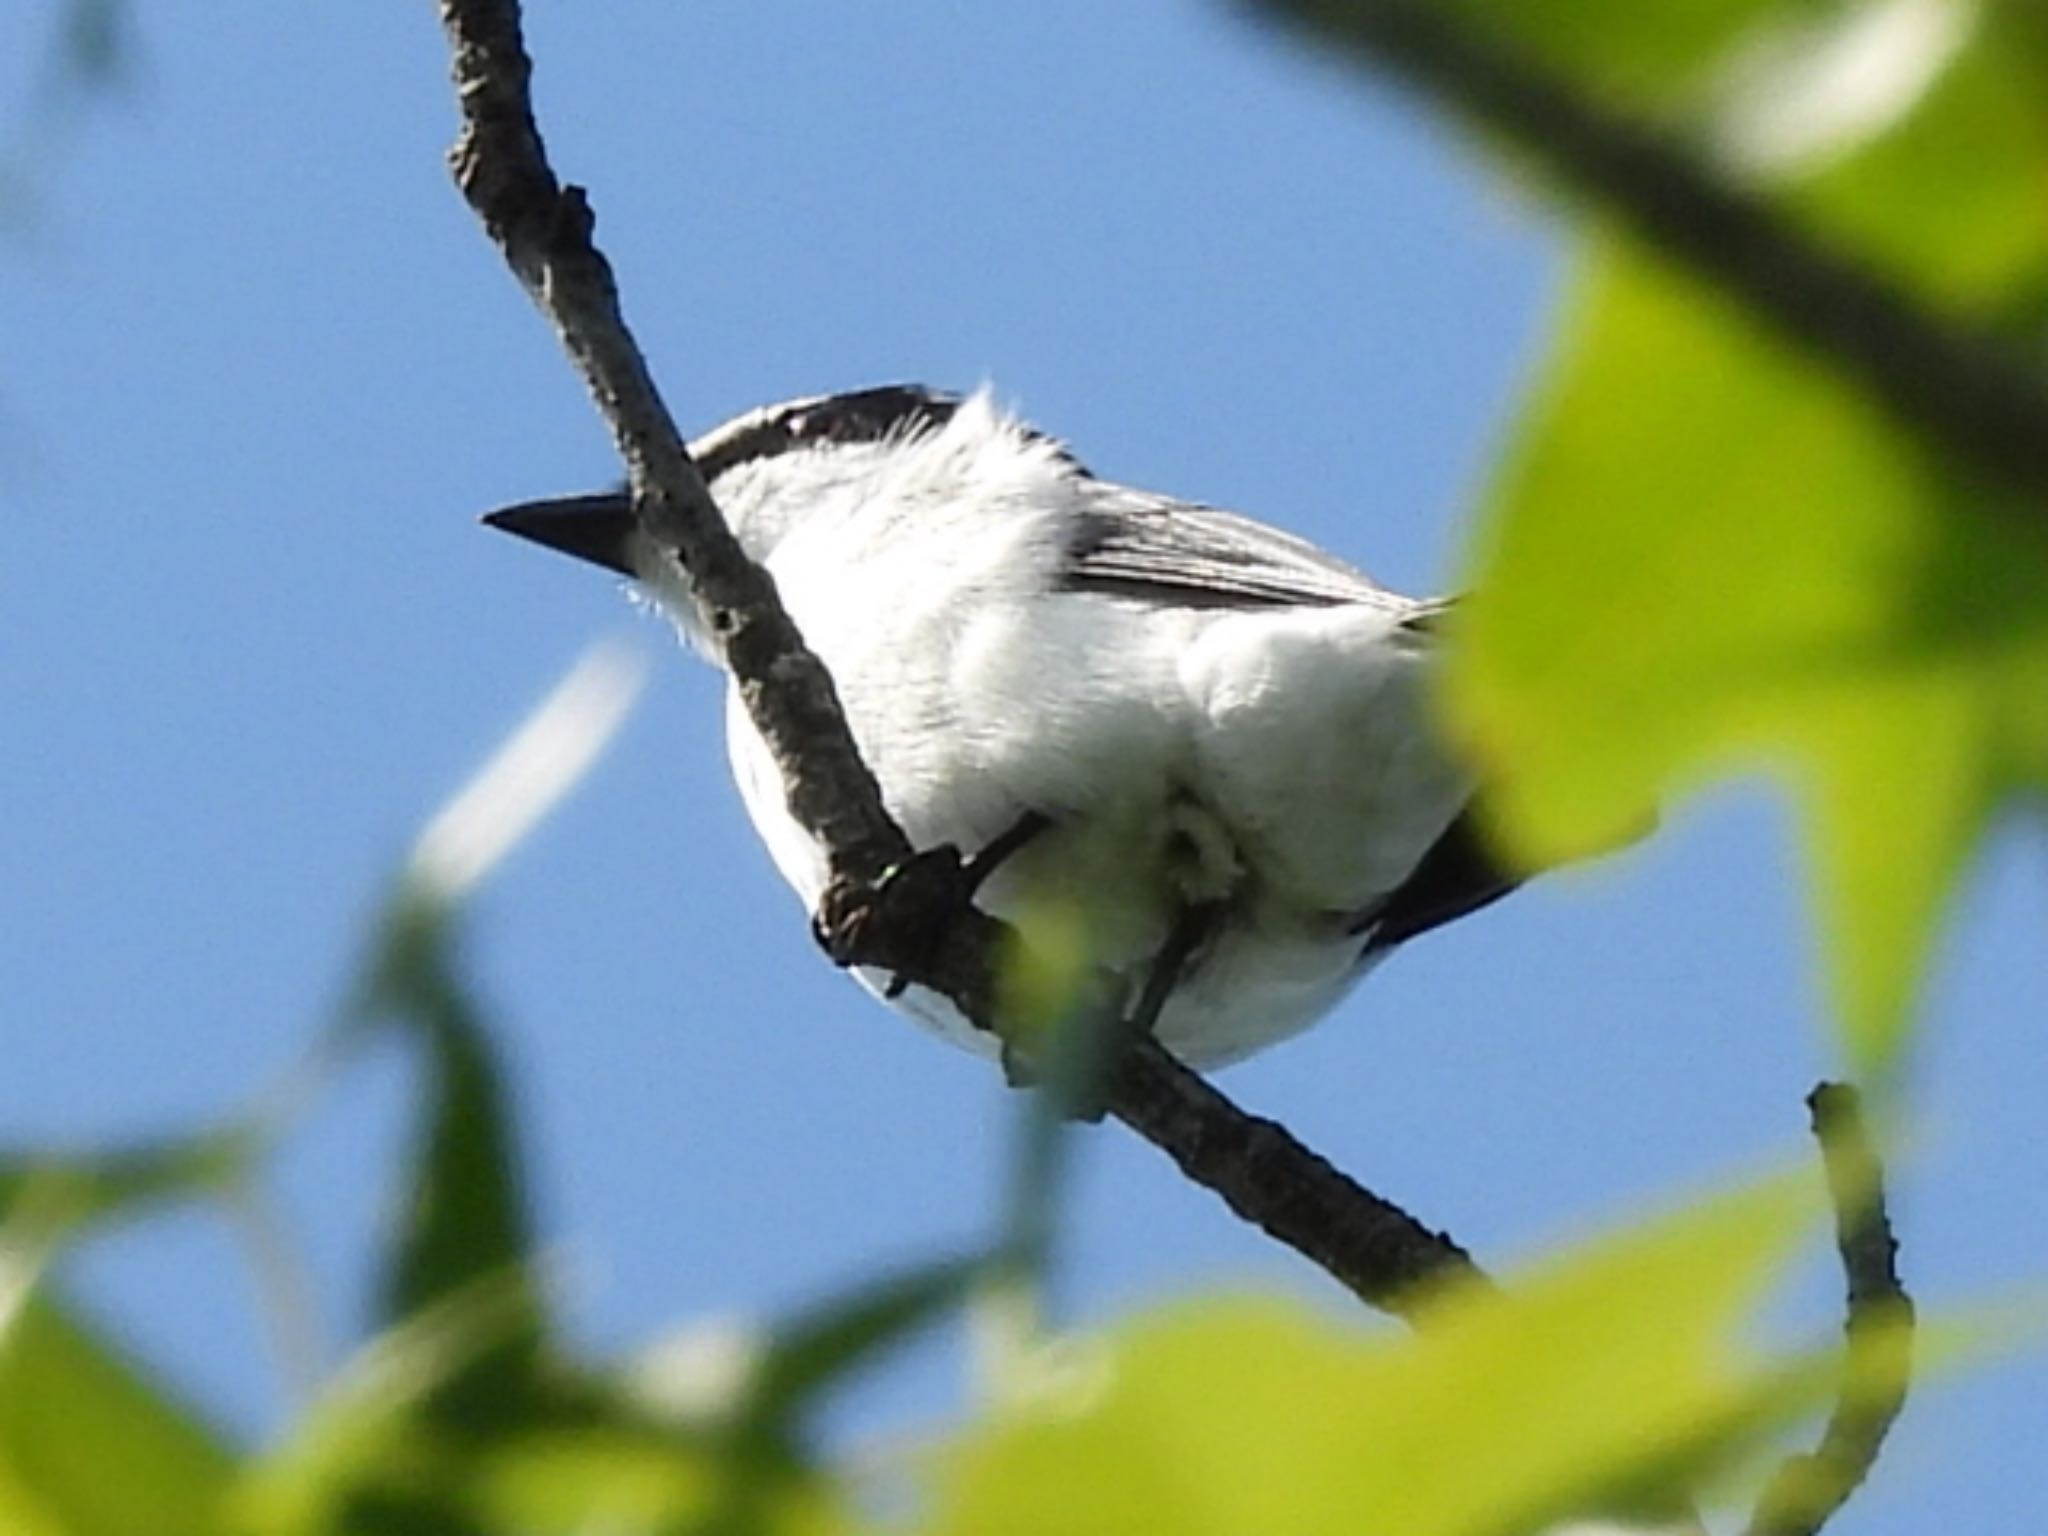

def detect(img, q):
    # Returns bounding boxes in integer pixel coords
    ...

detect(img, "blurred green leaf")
[233,1309,854,1536]
[1778,14,2048,313]
[359,892,546,1428]
[0,639,651,1531]
[607,1254,989,1532]
[992,890,1131,1279]
[1448,236,2048,1069]
[741,1255,985,1441]
[460,1424,851,1536]
[0,1289,232,1536]
[1296,1,2048,1072]
[1278,0,2043,324]
[1437,0,1803,102]
[920,1174,1831,1536]
[229,1266,550,1536]
[0,1126,260,1239]
[1308,0,1996,200]
[349,639,644,1413]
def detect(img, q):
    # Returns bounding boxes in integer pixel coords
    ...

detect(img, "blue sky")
[3,3,2043,1530]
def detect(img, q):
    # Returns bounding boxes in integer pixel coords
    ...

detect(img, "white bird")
[486,385,1517,1070]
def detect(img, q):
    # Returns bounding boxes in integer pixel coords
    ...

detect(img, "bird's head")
[483,383,1079,583]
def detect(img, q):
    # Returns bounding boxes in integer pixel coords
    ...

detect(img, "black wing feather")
[1356,811,1521,955]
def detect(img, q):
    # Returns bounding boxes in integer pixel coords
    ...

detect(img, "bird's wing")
[1354,810,1521,955]
[1056,492,1409,611]
[1057,493,1504,941]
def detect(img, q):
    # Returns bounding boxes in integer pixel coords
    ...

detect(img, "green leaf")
[0,1126,261,1240]
[1781,18,2048,313]
[228,1272,549,1536]
[0,1289,233,1536]
[1437,0,1801,102]
[360,893,545,1428]
[338,640,645,1420]
[1446,237,2048,1070]
[459,1425,851,1536]
[1276,0,1805,110]
[920,1174,1831,1536]
[233,1318,854,1536]
[609,1254,986,1533]
[1326,3,2048,1076]
[741,1254,985,1438]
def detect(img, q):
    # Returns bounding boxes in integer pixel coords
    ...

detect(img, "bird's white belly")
[852,889,1382,1069]
[719,531,1467,1071]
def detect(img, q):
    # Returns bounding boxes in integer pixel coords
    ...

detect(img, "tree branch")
[435,0,1478,1319]
[1744,1083,1915,1536]
[1111,1041,1483,1317]
[1254,0,2048,500]
[439,6,907,897]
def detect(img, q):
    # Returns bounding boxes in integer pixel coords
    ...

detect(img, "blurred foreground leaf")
[615,1255,986,1533]
[347,641,644,1425]
[232,1269,863,1536]
[359,891,547,1428]
[920,1174,1844,1536]
[737,1255,986,1449]
[0,1126,260,1240]
[1783,22,2048,310]
[1437,1,2048,1072]
[0,1290,231,1536]
[1449,236,2048,1071]
[233,1347,852,1536]
[1433,0,1790,102]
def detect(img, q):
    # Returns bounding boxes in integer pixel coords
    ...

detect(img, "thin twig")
[1255,0,2048,500]
[1744,1083,1915,1536]
[435,0,1478,1319]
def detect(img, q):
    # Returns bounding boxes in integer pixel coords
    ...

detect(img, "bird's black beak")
[482,494,638,578]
